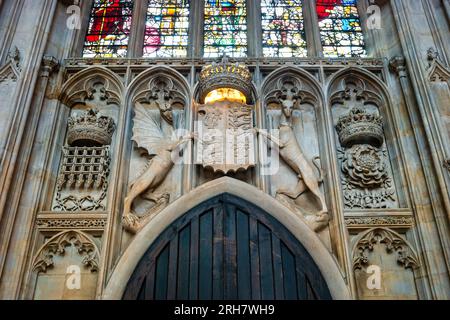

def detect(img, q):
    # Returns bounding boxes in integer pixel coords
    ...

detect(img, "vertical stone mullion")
[303,0,322,57]
[190,0,205,58]
[70,0,94,57]
[128,0,148,58]
[247,0,262,58]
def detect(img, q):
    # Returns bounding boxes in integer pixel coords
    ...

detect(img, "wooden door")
[123,194,332,300]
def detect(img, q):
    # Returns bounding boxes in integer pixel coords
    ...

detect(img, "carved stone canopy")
[198,55,253,104]
[67,109,115,147]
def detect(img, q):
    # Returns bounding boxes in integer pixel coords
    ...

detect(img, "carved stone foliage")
[333,78,396,209]
[53,109,115,212]
[59,69,123,108]
[32,230,99,273]
[345,214,414,231]
[353,228,419,270]
[123,76,189,234]
[263,74,329,232]
[427,47,450,83]
[36,217,107,230]
[0,46,21,83]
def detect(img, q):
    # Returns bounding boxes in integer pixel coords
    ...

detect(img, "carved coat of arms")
[195,101,256,174]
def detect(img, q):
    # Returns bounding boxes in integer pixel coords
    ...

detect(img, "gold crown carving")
[336,107,384,148]
[67,109,115,147]
[199,55,253,103]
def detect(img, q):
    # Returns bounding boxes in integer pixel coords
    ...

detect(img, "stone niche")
[330,76,399,210]
[51,75,120,213]
[264,74,322,213]
[32,231,100,300]
[352,228,419,300]
[123,74,187,234]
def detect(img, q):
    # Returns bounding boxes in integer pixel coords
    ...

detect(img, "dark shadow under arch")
[123,194,332,300]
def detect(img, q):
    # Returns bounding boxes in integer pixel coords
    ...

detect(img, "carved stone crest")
[196,101,256,174]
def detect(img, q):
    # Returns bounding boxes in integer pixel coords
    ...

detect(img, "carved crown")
[67,109,115,147]
[336,107,384,148]
[199,55,253,103]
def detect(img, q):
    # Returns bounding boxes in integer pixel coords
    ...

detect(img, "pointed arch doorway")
[123,194,332,300]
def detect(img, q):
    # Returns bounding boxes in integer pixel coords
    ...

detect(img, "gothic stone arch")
[103,177,350,300]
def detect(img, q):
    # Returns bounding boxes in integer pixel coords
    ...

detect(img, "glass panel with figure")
[204,0,248,58]
[261,0,307,58]
[83,0,134,58]
[143,0,190,58]
[317,0,366,57]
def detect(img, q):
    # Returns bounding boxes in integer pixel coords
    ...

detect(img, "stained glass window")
[261,0,307,58]
[144,0,190,58]
[317,0,366,57]
[204,0,248,58]
[83,0,134,58]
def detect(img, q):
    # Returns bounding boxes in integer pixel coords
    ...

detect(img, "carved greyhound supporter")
[258,86,329,232]
[123,98,193,233]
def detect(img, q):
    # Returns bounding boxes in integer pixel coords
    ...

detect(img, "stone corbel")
[41,55,59,78]
[389,56,407,79]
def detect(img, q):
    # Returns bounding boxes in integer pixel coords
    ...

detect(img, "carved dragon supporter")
[122,82,192,234]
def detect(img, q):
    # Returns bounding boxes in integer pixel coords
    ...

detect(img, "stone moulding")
[345,211,414,231]
[63,57,385,70]
[36,212,108,230]
[352,227,420,270]
[32,230,100,273]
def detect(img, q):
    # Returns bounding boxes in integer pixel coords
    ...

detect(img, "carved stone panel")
[32,230,100,300]
[52,109,115,212]
[263,75,329,233]
[332,78,398,209]
[123,76,188,233]
[195,101,256,174]
[352,228,419,300]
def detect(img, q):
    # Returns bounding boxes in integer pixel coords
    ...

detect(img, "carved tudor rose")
[196,56,256,174]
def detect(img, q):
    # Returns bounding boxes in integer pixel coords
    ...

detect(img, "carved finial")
[7,46,21,69]
[427,47,439,63]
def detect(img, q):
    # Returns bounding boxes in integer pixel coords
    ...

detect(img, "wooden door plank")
[236,209,251,300]
[177,225,191,299]
[189,215,199,300]
[212,203,224,300]
[198,210,213,300]
[224,203,238,299]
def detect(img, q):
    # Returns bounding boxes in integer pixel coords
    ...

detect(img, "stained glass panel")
[204,0,247,58]
[261,0,307,58]
[317,0,366,57]
[144,0,190,58]
[83,0,134,58]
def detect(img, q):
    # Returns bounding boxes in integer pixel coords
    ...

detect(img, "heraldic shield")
[195,100,256,174]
